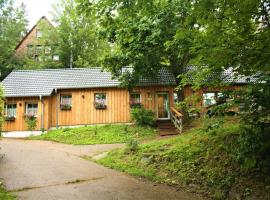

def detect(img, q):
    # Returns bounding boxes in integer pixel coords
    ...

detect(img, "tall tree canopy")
[78,0,199,90]
[78,0,269,88]
[52,0,110,68]
[0,0,27,79]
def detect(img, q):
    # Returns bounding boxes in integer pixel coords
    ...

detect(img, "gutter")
[55,88,59,128]
[40,95,44,130]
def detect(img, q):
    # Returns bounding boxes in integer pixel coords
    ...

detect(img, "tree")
[78,0,199,93]
[52,0,110,68]
[0,0,27,80]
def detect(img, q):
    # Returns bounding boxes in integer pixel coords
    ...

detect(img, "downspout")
[40,95,44,130]
[55,88,59,128]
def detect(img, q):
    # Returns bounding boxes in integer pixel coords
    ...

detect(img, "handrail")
[170,107,183,134]
[170,107,183,117]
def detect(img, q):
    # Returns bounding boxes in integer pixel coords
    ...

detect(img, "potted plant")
[60,104,72,110]
[94,102,107,109]
[130,102,142,108]
[5,116,15,121]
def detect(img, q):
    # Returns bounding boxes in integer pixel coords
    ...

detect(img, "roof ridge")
[12,67,103,72]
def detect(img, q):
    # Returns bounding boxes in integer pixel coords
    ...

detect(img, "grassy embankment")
[0,184,15,200]
[97,117,270,200]
[29,124,158,145]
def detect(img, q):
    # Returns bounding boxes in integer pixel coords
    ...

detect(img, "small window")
[44,46,51,54]
[36,45,43,54]
[36,29,42,38]
[5,103,17,117]
[53,55,59,61]
[60,95,72,110]
[94,93,107,109]
[25,103,38,116]
[27,45,34,57]
[130,93,141,108]
[203,92,226,107]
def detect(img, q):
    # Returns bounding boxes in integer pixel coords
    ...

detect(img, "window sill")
[5,116,16,121]
[60,105,72,110]
[95,105,107,109]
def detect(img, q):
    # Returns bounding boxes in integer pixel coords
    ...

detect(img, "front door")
[157,93,169,119]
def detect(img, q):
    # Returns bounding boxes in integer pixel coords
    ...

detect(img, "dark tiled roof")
[2,68,176,97]
[185,66,259,84]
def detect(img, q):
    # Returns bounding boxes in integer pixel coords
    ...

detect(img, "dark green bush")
[130,107,155,126]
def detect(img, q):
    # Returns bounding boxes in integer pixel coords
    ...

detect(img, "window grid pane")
[6,104,16,117]
[61,95,72,105]
[95,93,106,105]
[26,103,38,116]
[130,93,141,104]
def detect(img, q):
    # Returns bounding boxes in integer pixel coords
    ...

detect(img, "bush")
[130,107,155,126]
[25,116,37,131]
[125,138,140,154]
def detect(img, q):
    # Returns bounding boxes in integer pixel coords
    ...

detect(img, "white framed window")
[60,94,72,110]
[5,103,17,117]
[53,55,59,61]
[25,103,38,116]
[36,29,42,38]
[36,45,43,54]
[44,46,51,54]
[203,92,224,107]
[94,93,107,109]
[60,95,72,106]
[130,93,141,108]
[27,45,34,57]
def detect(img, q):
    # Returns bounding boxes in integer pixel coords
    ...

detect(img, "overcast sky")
[16,0,60,29]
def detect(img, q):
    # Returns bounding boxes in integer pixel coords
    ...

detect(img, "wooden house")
[2,68,176,131]
[15,16,59,62]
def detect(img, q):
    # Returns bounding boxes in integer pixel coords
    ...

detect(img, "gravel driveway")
[0,139,202,200]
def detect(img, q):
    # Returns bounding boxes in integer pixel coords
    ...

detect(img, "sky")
[15,0,60,29]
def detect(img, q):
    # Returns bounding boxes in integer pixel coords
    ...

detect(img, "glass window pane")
[130,93,140,104]
[203,93,216,107]
[95,93,106,105]
[6,104,17,117]
[26,103,38,116]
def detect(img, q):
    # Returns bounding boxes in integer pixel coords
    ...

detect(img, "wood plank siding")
[3,86,175,131]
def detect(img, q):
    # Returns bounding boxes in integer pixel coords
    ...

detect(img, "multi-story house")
[15,16,59,62]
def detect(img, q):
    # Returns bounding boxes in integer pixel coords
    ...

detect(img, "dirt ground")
[0,139,203,200]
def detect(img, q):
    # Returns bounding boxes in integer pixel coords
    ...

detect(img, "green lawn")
[97,117,270,200]
[29,124,158,145]
[0,184,15,200]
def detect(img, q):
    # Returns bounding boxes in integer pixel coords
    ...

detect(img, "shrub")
[130,107,155,126]
[25,116,37,131]
[125,138,140,154]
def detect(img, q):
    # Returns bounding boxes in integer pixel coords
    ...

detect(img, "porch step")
[157,120,178,136]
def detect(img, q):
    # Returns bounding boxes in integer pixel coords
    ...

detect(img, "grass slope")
[29,124,158,145]
[0,184,15,200]
[97,117,270,200]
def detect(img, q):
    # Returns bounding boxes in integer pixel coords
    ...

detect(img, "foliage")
[52,0,110,68]
[98,117,270,199]
[175,94,201,119]
[0,184,15,200]
[125,138,140,154]
[0,86,4,135]
[77,0,199,89]
[130,107,155,127]
[29,124,158,145]
[0,0,27,80]
[24,116,37,131]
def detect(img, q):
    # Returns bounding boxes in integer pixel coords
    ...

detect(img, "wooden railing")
[170,107,183,134]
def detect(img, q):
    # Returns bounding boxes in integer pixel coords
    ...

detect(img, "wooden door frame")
[156,92,170,120]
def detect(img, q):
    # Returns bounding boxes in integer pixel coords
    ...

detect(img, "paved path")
[0,139,203,200]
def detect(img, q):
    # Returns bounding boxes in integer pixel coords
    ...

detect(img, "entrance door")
[157,93,169,119]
